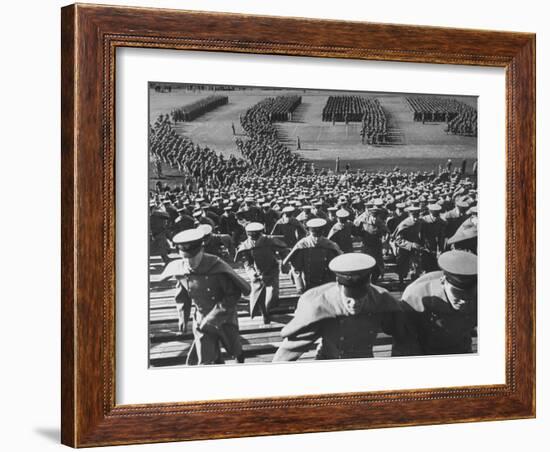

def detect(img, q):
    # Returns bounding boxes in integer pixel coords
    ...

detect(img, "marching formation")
[322,96,373,122]
[359,99,388,145]
[446,107,478,137]
[170,95,229,122]
[150,95,310,188]
[321,95,389,144]
[406,96,465,122]
[247,95,302,122]
[151,168,478,365]
[150,115,249,187]
[406,95,478,136]
[236,96,309,176]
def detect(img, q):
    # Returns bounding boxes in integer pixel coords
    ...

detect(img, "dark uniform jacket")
[235,235,289,317]
[391,216,423,278]
[150,212,171,254]
[420,214,446,253]
[219,213,246,245]
[240,205,263,223]
[441,208,467,239]
[197,215,216,229]
[271,217,306,248]
[203,234,226,258]
[327,221,354,253]
[283,236,342,290]
[396,271,477,355]
[355,217,388,276]
[387,212,407,234]
[261,208,280,234]
[273,282,405,361]
[392,217,422,251]
[159,254,251,363]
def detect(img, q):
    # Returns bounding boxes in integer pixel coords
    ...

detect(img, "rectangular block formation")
[322,95,389,144]
[405,96,477,136]
[171,95,229,122]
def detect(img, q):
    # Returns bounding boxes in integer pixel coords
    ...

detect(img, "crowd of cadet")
[406,95,478,137]
[321,96,389,145]
[247,95,302,122]
[359,100,388,145]
[170,95,228,122]
[150,96,309,188]
[446,107,478,137]
[236,96,308,176]
[151,168,478,365]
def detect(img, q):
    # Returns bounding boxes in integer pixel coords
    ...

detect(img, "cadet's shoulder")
[201,253,226,269]
[396,216,414,229]
[281,283,340,337]
[369,283,400,308]
[302,280,335,295]
[401,271,444,311]
[294,236,311,247]
[319,236,341,250]
[297,282,337,306]
[159,259,185,280]
[265,235,289,248]
[442,209,458,219]
[369,282,391,296]
[296,283,340,315]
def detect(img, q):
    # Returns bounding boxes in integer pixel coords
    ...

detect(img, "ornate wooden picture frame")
[61,3,535,447]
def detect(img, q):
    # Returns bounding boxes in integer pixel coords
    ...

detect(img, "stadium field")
[149,86,476,182]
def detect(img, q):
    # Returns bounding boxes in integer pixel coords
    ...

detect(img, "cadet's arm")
[272,329,320,362]
[385,299,423,357]
[220,273,244,308]
[174,282,192,333]
[394,233,417,251]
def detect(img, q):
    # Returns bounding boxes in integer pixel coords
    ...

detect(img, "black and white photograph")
[148,82,478,367]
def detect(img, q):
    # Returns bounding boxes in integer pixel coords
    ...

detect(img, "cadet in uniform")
[327,209,354,253]
[159,228,251,365]
[261,202,280,234]
[420,203,446,272]
[283,218,342,292]
[392,206,424,284]
[441,199,470,244]
[324,206,338,235]
[219,206,246,249]
[235,223,290,324]
[240,197,263,223]
[394,250,477,356]
[447,212,478,254]
[150,210,172,266]
[354,206,389,283]
[271,206,306,248]
[386,202,407,234]
[311,200,327,221]
[198,224,234,260]
[273,253,406,361]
